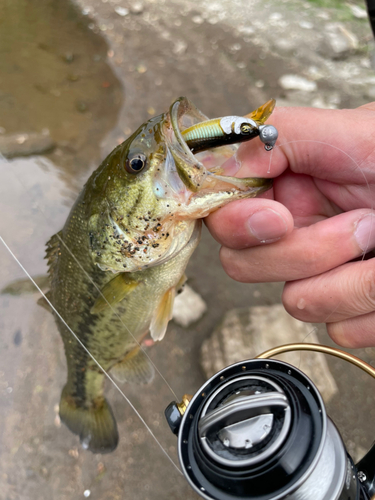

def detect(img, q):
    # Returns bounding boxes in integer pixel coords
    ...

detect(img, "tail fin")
[59,387,119,454]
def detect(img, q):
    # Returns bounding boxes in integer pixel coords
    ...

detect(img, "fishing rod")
[165,343,375,500]
[366,0,375,38]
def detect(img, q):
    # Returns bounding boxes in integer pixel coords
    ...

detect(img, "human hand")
[205,103,375,347]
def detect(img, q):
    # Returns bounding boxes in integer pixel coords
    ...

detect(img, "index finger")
[229,103,375,183]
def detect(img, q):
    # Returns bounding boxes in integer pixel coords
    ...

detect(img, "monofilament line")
[0,236,182,475]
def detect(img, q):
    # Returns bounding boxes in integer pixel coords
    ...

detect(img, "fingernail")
[247,209,288,243]
[355,214,375,251]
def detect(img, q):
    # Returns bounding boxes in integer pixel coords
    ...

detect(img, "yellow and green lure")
[182,98,278,153]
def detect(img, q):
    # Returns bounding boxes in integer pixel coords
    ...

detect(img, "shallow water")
[0,0,122,193]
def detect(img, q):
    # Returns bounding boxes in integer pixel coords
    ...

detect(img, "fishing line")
[0,235,183,475]
[266,146,274,175]
[4,159,179,401]
[267,138,374,367]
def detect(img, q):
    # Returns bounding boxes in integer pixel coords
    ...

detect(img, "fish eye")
[125,153,147,174]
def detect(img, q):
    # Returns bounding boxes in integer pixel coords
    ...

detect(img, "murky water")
[0,0,122,192]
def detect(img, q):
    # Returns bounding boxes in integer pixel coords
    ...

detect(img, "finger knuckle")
[357,268,375,312]
[220,248,248,283]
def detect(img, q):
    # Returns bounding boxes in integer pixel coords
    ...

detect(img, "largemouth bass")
[44,97,276,453]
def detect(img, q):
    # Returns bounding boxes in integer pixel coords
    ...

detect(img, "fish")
[38,97,277,453]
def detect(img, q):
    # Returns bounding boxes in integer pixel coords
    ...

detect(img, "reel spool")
[165,344,375,500]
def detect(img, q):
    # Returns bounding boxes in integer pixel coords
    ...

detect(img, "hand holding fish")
[206,103,375,348]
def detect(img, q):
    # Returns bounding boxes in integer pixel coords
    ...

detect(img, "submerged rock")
[278,74,317,92]
[349,4,367,19]
[0,132,55,159]
[201,304,338,402]
[320,23,359,60]
[129,2,144,14]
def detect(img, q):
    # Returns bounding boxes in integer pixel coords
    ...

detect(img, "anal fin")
[150,287,176,341]
[111,346,155,384]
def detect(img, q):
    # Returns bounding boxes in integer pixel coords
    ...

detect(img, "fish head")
[86,97,274,273]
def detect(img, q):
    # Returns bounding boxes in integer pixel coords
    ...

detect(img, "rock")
[320,23,358,60]
[269,12,283,21]
[172,285,207,327]
[316,10,331,21]
[201,305,338,402]
[279,74,317,92]
[299,20,313,29]
[349,4,368,19]
[130,2,144,15]
[366,86,375,100]
[173,40,188,55]
[311,94,339,109]
[0,132,55,159]
[273,38,298,55]
[192,15,204,25]
[62,52,74,63]
[76,100,89,113]
[360,57,371,69]
[114,6,129,17]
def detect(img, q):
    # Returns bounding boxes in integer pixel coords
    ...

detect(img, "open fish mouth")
[164,96,277,201]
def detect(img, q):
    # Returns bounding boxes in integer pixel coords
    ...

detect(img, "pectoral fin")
[150,287,176,341]
[91,274,138,314]
[111,346,155,384]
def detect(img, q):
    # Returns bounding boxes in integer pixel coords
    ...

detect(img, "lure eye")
[240,123,253,134]
[125,154,147,174]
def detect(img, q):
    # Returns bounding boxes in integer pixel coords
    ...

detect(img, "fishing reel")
[165,344,375,500]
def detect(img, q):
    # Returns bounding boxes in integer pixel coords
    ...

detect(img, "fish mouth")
[164,97,274,201]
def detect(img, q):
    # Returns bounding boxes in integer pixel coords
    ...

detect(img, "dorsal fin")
[45,230,62,277]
